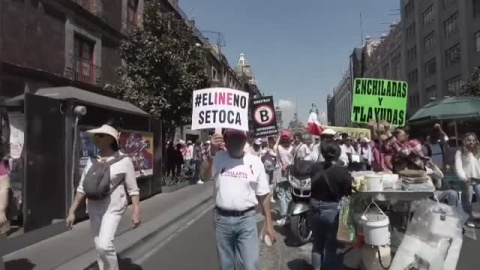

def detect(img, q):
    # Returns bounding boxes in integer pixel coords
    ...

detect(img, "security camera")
[73,106,87,117]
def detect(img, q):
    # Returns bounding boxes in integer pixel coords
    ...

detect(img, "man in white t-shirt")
[202,129,276,270]
[274,133,294,226]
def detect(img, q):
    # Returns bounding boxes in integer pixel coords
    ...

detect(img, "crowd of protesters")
[165,139,212,184]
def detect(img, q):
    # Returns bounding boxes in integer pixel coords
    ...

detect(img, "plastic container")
[362,213,390,246]
[429,213,459,238]
[381,173,399,189]
[365,174,384,192]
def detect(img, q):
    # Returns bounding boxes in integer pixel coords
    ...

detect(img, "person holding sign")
[202,129,276,270]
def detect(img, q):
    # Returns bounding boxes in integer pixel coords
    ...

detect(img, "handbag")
[323,169,356,244]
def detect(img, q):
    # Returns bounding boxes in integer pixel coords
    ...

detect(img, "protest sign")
[351,78,408,126]
[191,88,249,131]
[324,126,371,140]
[251,96,278,137]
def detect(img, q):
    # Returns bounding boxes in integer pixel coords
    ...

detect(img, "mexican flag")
[306,104,324,136]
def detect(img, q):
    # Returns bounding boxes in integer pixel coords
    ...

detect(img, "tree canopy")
[115,0,210,139]
[459,67,480,97]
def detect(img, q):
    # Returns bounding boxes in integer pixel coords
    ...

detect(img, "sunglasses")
[95,134,106,138]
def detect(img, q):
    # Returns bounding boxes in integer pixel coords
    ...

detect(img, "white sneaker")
[270,197,276,203]
[275,218,286,226]
[197,180,204,184]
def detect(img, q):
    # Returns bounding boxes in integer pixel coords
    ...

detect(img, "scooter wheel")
[290,213,312,246]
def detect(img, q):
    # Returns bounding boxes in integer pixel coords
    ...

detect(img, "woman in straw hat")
[66,124,141,270]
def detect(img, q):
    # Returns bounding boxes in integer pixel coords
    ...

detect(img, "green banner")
[351,78,408,126]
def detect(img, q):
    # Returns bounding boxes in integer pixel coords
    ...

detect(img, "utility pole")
[360,12,364,46]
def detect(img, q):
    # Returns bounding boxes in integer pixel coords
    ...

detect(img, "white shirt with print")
[213,151,270,211]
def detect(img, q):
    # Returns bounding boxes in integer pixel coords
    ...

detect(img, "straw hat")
[86,124,119,145]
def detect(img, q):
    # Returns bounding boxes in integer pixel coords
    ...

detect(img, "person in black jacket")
[310,143,353,270]
[175,143,185,177]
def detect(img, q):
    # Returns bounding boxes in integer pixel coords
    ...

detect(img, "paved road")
[141,209,219,270]
[139,206,480,270]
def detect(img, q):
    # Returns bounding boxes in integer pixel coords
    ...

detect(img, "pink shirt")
[0,162,8,176]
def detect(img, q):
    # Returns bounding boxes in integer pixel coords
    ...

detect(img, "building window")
[73,34,96,84]
[395,32,402,46]
[393,56,401,79]
[475,0,480,18]
[475,31,480,52]
[382,63,390,78]
[405,0,415,17]
[424,32,436,52]
[447,76,463,94]
[407,23,416,41]
[423,6,434,26]
[212,67,218,82]
[444,13,458,38]
[407,46,417,61]
[426,85,437,99]
[425,58,436,77]
[127,0,139,27]
[408,69,418,85]
[445,43,461,67]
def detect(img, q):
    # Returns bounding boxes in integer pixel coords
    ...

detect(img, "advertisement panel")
[79,131,154,177]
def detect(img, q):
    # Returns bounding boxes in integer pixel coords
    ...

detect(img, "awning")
[409,96,480,124]
[5,86,149,116]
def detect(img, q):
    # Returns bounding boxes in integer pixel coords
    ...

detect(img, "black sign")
[251,96,278,138]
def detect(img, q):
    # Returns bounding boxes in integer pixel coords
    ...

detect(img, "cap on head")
[321,129,336,136]
[280,130,292,139]
[361,137,371,143]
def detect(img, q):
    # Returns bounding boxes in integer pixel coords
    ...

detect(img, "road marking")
[135,204,215,265]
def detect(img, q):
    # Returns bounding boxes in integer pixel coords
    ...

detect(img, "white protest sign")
[192,88,249,131]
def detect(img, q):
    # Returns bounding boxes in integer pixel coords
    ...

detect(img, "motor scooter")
[288,175,312,245]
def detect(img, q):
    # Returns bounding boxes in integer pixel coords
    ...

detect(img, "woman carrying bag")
[66,125,141,270]
[310,143,353,270]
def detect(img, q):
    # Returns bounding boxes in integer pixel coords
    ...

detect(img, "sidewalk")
[2,182,214,270]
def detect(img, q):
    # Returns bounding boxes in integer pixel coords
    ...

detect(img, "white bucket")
[363,213,390,246]
[365,174,384,192]
[381,173,399,189]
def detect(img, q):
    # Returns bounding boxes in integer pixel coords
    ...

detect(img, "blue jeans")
[276,181,292,218]
[214,209,259,270]
[463,182,480,214]
[311,199,340,270]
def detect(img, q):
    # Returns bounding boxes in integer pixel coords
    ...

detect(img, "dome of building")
[234,53,254,78]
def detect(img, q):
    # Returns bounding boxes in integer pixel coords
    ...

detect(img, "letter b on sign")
[254,105,274,126]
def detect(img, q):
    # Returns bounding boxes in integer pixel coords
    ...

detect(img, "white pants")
[89,211,123,270]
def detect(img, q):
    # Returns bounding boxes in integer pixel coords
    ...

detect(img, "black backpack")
[83,154,126,200]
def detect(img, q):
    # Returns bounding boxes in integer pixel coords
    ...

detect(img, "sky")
[180,0,400,126]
